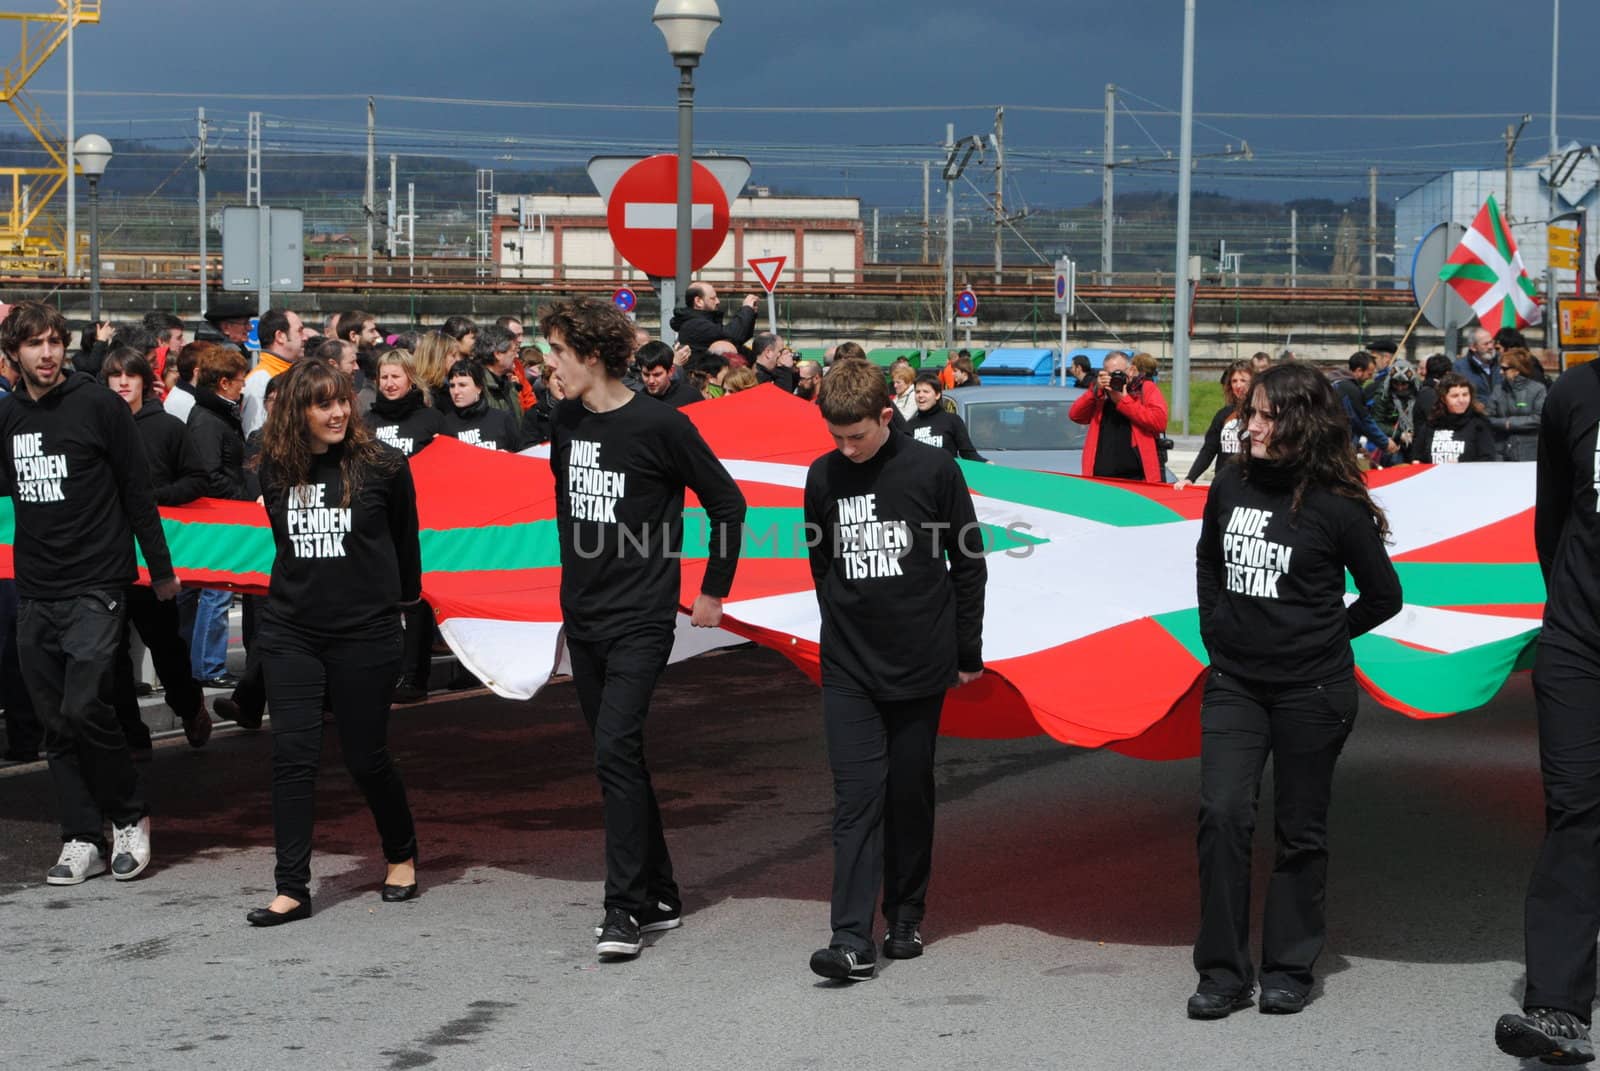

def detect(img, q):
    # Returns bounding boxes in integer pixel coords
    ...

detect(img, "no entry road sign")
[603,154,730,280]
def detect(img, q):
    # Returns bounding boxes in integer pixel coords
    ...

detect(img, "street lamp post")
[653,0,721,338]
[73,134,112,324]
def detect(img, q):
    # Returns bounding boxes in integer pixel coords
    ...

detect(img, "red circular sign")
[606,154,730,279]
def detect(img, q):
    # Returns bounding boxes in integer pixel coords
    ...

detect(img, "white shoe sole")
[45,865,106,886]
[595,939,643,957]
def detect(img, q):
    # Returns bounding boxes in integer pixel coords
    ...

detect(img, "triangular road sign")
[748,255,786,293]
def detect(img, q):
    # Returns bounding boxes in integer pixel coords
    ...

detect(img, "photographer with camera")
[1068,351,1170,482]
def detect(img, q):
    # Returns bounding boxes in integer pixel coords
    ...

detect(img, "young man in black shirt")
[541,297,747,961]
[803,359,987,982]
[1495,360,1600,1064]
[0,302,179,885]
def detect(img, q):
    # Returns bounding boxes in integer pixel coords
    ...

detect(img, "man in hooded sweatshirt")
[0,301,179,886]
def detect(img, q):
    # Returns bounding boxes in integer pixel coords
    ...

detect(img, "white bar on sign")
[623,203,714,230]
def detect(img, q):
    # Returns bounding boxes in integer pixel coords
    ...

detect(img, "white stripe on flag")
[624,203,715,230]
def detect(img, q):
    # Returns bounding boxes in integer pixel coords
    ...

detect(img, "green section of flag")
[1153,608,1209,664]
[1352,628,1538,714]
[957,461,1183,527]
[154,519,275,575]
[1348,562,1546,608]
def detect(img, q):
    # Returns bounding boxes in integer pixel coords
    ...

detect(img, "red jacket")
[1068,379,1169,482]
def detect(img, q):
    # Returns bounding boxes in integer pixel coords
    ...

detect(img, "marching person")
[803,359,987,982]
[0,301,179,885]
[362,348,445,704]
[1188,362,1401,1019]
[439,359,520,451]
[904,374,988,462]
[1412,372,1498,465]
[99,347,213,751]
[1176,361,1251,489]
[541,297,746,961]
[1494,354,1600,1063]
[246,359,421,926]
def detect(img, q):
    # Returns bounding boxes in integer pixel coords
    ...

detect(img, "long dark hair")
[260,359,397,508]
[1429,371,1485,422]
[1240,363,1389,539]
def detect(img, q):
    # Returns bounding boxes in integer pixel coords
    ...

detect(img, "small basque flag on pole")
[1438,195,1543,330]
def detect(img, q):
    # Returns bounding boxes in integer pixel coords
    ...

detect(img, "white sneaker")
[45,840,106,885]
[110,817,151,881]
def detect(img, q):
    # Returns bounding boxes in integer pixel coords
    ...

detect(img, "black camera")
[1107,370,1128,392]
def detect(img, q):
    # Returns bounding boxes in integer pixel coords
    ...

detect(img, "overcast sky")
[29,0,1600,208]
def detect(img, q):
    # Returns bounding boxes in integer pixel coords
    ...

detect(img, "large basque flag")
[0,388,1544,761]
[1439,195,1543,330]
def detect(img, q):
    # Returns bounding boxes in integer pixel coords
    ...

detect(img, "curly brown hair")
[1239,363,1389,539]
[1429,372,1486,423]
[537,298,636,379]
[259,359,398,508]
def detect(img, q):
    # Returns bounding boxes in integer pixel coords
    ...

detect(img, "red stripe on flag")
[1393,508,1533,564]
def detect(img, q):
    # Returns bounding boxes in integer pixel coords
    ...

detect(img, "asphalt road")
[0,645,1554,1070]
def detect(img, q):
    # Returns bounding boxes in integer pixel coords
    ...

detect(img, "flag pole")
[1399,276,1445,351]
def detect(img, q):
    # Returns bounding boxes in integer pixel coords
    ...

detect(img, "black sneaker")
[594,900,681,938]
[1496,1007,1595,1064]
[213,695,263,731]
[392,679,428,705]
[595,908,642,959]
[883,919,923,960]
[809,944,876,982]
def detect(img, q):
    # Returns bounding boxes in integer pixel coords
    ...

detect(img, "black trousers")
[0,578,41,757]
[1193,668,1357,997]
[400,600,434,686]
[1523,637,1600,1017]
[227,594,268,720]
[18,591,146,849]
[821,685,945,954]
[261,622,415,902]
[112,586,205,749]
[566,621,679,917]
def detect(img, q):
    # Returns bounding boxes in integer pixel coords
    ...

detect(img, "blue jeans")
[190,588,232,680]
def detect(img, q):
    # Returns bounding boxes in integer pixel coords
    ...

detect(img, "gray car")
[944,384,1088,474]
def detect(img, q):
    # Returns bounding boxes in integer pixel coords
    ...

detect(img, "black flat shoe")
[246,900,311,927]
[1258,987,1307,1015]
[1187,989,1253,1020]
[381,883,418,903]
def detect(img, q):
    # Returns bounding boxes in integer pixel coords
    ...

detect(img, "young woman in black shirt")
[246,360,422,927]
[905,374,987,462]
[439,359,519,451]
[1176,360,1251,489]
[1188,362,1401,1018]
[1413,372,1499,464]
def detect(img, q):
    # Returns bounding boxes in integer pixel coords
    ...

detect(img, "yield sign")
[747,255,786,293]
[588,154,751,280]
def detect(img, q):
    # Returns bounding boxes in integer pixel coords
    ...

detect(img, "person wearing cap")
[1363,338,1400,404]
[200,299,255,355]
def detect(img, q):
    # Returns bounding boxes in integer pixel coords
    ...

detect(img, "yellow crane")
[0,1,100,270]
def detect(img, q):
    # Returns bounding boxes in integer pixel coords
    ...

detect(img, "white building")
[1394,144,1599,297]
[493,193,863,286]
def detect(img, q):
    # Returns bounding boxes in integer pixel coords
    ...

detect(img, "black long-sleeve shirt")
[1184,404,1245,482]
[1414,409,1498,464]
[905,407,988,462]
[132,398,207,505]
[1535,362,1600,651]
[259,443,421,637]
[1196,459,1401,685]
[805,430,987,698]
[0,373,174,598]
[187,387,259,500]
[364,388,446,458]
[550,393,746,640]
[441,397,520,452]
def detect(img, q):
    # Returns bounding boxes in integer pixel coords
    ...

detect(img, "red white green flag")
[1439,195,1543,330]
[0,389,1545,761]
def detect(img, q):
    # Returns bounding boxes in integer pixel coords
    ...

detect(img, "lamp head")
[73,133,112,178]
[652,0,721,63]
